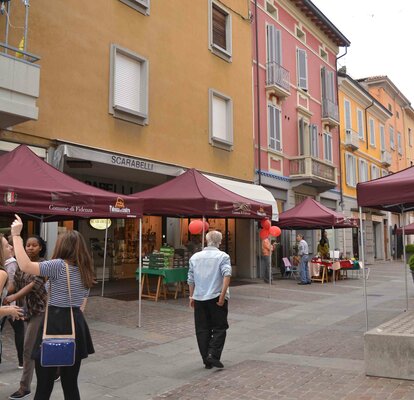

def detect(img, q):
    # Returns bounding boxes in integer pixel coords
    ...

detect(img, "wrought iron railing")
[322,98,339,122]
[266,62,290,93]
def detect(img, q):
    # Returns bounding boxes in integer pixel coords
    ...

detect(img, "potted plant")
[408,254,414,283]
[406,244,414,263]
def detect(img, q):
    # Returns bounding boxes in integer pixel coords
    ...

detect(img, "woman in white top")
[11,215,95,400]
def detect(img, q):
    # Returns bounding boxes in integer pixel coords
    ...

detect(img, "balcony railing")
[0,42,40,128]
[322,98,339,124]
[265,62,290,97]
[290,156,337,186]
[380,150,392,167]
[345,128,359,150]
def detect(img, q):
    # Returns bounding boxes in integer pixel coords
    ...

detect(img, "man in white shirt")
[188,230,231,369]
[296,233,311,285]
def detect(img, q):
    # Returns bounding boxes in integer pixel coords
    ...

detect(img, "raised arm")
[11,215,40,276]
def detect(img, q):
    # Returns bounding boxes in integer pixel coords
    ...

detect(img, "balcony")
[0,43,40,129]
[380,150,392,167]
[321,98,339,128]
[289,156,337,191]
[265,62,290,99]
[345,128,359,150]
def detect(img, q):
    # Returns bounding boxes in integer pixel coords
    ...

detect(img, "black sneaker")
[206,355,224,368]
[9,389,31,399]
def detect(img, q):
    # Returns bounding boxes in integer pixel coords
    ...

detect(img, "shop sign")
[90,219,112,230]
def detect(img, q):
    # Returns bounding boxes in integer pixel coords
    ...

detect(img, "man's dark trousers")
[194,297,228,364]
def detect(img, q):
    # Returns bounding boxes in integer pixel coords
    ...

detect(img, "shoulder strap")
[42,262,75,340]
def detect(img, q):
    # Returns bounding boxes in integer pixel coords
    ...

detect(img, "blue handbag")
[41,263,76,367]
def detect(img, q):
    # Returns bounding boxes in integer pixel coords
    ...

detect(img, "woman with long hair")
[6,234,48,400]
[1,234,24,369]
[11,215,95,400]
[0,235,23,321]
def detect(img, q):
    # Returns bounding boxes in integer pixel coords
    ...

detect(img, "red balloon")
[260,219,271,230]
[259,229,269,239]
[203,221,209,232]
[189,220,203,235]
[269,226,281,237]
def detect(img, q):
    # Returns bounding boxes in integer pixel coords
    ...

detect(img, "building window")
[209,89,233,149]
[371,164,380,180]
[369,118,375,147]
[119,0,150,15]
[298,117,309,156]
[358,159,368,183]
[397,132,402,154]
[265,0,278,19]
[209,1,232,62]
[323,131,332,162]
[310,124,318,158]
[109,45,149,125]
[357,109,364,139]
[390,126,395,150]
[344,99,351,130]
[319,47,328,61]
[268,104,281,151]
[396,110,400,119]
[409,128,412,147]
[380,124,385,151]
[346,153,357,187]
[266,24,282,65]
[296,48,308,91]
[321,67,335,103]
[388,103,392,112]
[382,169,388,177]
[295,25,305,41]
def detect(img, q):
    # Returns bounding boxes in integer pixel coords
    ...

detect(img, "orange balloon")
[260,219,271,230]
[189,220,203,234]
[269,226,281,237]
[259,229,269,239]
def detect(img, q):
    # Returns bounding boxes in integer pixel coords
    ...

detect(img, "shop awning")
[203,174,279,221]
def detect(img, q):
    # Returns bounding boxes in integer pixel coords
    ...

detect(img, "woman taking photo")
[11,215,95,400]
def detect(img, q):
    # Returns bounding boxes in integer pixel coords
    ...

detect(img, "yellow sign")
[89,219,112,230]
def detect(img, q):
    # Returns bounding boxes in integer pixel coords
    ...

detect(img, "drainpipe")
[254,0,261,185]
[335,47,347,211]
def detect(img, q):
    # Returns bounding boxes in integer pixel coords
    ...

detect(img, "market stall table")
[310,259,357,283]
[136,267,189,301]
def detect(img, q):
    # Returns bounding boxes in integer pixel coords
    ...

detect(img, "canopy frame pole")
[332,226,336,285]
[359,207,368,331]
[402,206,408,311]
[138,217,142,327]
[269,233,272,287]
[202,217,205,249]
[101,219,109,297]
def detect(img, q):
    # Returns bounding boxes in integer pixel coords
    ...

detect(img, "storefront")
[51,143,278,282]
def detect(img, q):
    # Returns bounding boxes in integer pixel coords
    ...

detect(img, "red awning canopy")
[396,223,414,235]
[277,197,356,229]
[357,166,414,212]
[130,168,272,219]
[0,145,141,220]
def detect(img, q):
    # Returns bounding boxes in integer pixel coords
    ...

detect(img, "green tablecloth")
[136,267,189,284]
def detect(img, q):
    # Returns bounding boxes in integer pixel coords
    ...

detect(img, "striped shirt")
[39,259,89,308]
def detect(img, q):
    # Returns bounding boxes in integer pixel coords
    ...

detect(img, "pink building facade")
[252,0,350,207]
[252,0,350,254]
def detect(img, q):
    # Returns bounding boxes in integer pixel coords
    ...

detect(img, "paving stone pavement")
[0,260,413,399]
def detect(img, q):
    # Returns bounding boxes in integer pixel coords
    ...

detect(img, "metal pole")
[332,226,336,285]
[138,218,142,327]
[402,207,408,311]
[269,235,272,286]
[101,219,109,297]
[4,0,11,53]
[359,207,368,331]
[202,217,205,249]
[23,0,29,52]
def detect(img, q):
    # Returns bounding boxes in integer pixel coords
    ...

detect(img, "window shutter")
[213,5,227,50]
[268,104,275,149]
[321,67,327,99]
[299,118,305,155]
[297,49,307,90]
[344,100,351,130]
[212,95,228,142]
[357,110,364,138]
[275,29,281,64]
[327,70,335,102]
[380,125,385,150]
[369,119,375,145]
[114,52,143,113]
[266,25,275,63]
[310,124,318,158]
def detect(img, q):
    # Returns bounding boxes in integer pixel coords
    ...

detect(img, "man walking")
[188,230,231,369]
[297,233,311,285]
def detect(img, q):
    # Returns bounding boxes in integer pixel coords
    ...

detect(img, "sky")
[311,0,414,104]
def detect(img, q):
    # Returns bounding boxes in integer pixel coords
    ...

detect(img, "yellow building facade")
[338,71,392,262]
[0,0,267,280]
